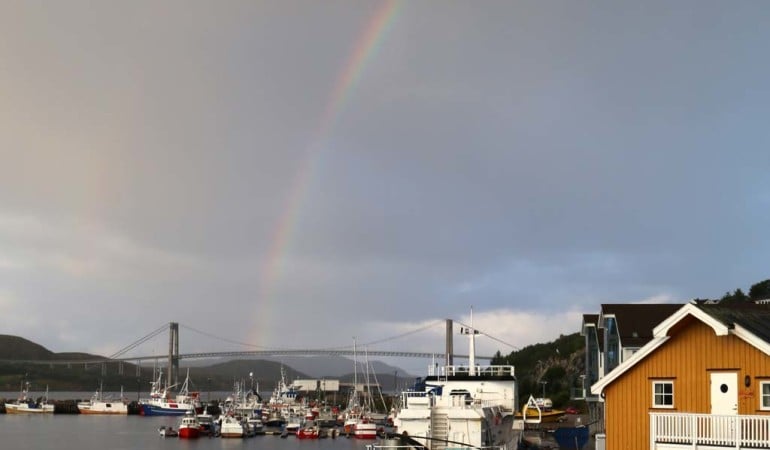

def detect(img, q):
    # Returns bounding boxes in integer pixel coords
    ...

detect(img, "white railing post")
[650,412,656,450]
[691,414,697,449]
[734,415,740,450]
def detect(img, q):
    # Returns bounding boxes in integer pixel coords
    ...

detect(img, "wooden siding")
[604,318,770,450]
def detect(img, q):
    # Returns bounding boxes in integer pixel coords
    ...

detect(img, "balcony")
[650,412,770,449]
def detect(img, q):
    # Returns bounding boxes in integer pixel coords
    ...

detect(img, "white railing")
[366,445,505,450]
[650,412,770,448]
[431,365,515,378]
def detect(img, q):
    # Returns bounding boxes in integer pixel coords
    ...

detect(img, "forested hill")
[491,332,585,408]
[0,335,98,361]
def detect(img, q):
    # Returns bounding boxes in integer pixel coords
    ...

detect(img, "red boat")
[353,418,378,439]
[178,412,201,439]
[296,422,320,439]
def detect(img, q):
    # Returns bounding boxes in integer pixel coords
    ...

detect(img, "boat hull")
[77,402,128,415]
[5,403,54,414]
[178,426,200,439]
[297,429,319,439]
[140,403,195,416]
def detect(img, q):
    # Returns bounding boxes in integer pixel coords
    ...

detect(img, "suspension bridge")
[3,319,514,384]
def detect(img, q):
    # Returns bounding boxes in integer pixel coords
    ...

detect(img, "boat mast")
[353,337,358,405]
[461,306,479,376]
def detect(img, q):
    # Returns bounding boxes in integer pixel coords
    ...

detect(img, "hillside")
[492,332,585,408]
[0,333,585,403]
[0,335,414,393]
[0,335,56,360]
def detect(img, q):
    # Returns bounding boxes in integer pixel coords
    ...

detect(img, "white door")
[710,372,738,415]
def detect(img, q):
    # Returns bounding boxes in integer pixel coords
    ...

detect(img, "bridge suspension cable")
[107,323,168,359]
[359,319,445,347]
[179,323,270,349]
[455,320,519,351]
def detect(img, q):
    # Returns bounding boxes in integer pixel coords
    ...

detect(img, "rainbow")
[253,1,401,343]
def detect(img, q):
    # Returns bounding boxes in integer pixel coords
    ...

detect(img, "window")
[652,381,674,408]
[761,381,770,411]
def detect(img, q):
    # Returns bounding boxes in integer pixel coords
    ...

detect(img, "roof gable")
[592,302,770,395]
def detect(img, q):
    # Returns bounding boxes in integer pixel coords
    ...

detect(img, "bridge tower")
[168,322,179,386]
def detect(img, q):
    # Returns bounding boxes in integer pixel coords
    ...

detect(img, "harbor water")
[0,413,379,450]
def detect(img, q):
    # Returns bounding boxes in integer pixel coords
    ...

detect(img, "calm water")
[0,414,382,450]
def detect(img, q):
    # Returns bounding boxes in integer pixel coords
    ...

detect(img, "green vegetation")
[699,278,770,304]
[491,332,585,409]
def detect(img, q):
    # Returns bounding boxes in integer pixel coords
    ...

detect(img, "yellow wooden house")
[591,302,770,450]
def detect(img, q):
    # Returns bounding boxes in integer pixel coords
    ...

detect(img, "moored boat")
[515,394,566,422]
[219,414,245,438]
[197,412,216,436]
[178,411,201,439]
[139,369,202,416]
[77,382,129,415]
[296,421,320,439]
[4,381,54,414]
[392,309,524,449]
[352,417,378,439]
[158,426,179,437]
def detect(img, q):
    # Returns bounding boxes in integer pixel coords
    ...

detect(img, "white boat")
[246,412,264,433]
[158,425,178,437]
[392,310,524,450]
[353,417,378,439]
[267,366,300,407]
[139,368,202,416]
[4,381,54,414]
[77,383,128,415]
[219,414,245,438]
[284,411,303,434]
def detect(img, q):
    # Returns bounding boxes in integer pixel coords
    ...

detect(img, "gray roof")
[600,303,684,347]
[696,303,770,344]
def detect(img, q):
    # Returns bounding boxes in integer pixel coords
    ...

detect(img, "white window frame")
[760,381,770,411]
[652,380,674,409]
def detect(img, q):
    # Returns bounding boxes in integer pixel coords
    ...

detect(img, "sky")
[1,0,769,375]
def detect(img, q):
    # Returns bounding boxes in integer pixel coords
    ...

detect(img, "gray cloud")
[1,1,769,369]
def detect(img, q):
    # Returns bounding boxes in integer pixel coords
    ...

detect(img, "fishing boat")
[296,421,320,439]
[219,414,245,438]
[392,309,524,449]
[263,407,286,428]
[197,412,216,436]
[284,411,303,434]
[4,381,54,414]
[267,366,300,407]
[178,411,201,439]
[353,416,378,439]
[77,382,129,415]
[139,368,202,416]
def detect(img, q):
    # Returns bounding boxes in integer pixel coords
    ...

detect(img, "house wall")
[604,319,770,450]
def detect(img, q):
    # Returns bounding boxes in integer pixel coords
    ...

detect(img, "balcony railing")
[650,412,770,449]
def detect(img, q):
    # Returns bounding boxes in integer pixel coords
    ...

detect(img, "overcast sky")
[1,1,769,374]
